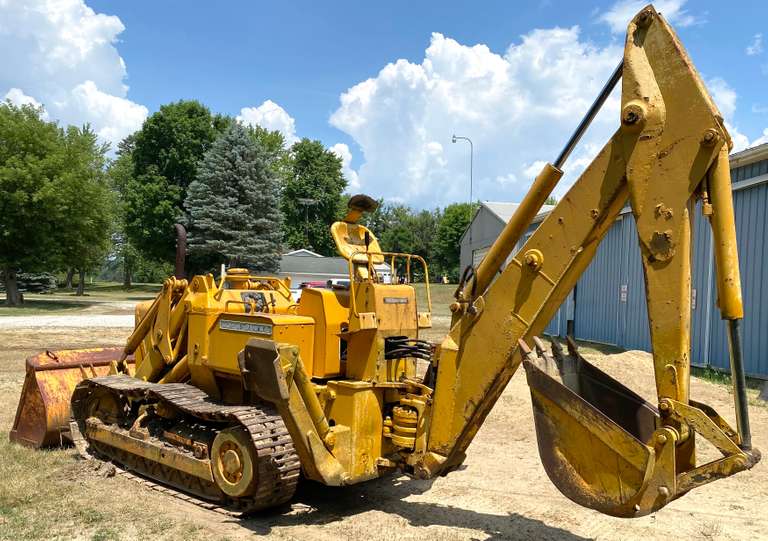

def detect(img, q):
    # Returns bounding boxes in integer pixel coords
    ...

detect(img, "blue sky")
[3,0,767,207]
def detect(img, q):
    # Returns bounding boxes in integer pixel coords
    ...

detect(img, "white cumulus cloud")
[707,77,737,118]
[4,88,49,119]
[0,0,147,147]
[69,81,148,144]
[330,28,622,207]
[330,22,767,207]
[704,77,766,153]
[330,143,361,190]
[237,101,361,190]
[751,129,768,148]
[237,100,299,145]
[746,33,764,56]
[523,161,548,180]
[598,0,704,34]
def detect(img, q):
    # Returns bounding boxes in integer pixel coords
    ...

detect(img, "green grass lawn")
[414,282,455,315]
[0,282,161,316]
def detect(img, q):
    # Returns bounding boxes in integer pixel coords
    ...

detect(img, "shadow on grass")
[0,298,94,315]
[85,283,161,295]
[238,476,590,541]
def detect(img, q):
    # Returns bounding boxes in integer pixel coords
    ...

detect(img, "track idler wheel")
[211,427,258,498]
[82,387,128,425]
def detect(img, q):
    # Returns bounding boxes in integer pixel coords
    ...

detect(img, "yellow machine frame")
[9,4,760,519]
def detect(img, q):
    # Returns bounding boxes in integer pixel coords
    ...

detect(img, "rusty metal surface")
[71,375,300,512]
[85,417,214,481]
[522,340,657,517]
[9,347,131,448]
[521,336,760,517]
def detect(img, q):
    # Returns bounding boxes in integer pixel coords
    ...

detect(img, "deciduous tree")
[107,135,138,286]
[433,202,477,281]
[124,167,183,262]
[126,101,227,262]
[0,103,115,303]
[0,102,62,304]
[52,125,114,295]
[281,139,347,255]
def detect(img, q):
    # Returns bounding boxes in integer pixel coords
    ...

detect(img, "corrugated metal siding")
[568,178,768,378]
[573,216,625,345]
[544,308,561,336]
[460,207,506,272]
[690,203,713,368]
[460,159,768,378]
[618,216,651,351]
[732,159,768,181]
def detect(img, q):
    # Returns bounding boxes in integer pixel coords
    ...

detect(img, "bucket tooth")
[532,336,547,357]
[520,335,761,517]
[550,339,565,364]
[522,337,662,517]
[565,335,579,357]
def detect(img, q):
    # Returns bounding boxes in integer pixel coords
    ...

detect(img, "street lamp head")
[452,134,457,144]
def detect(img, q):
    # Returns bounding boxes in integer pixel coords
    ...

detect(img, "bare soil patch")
[1,326,765,540]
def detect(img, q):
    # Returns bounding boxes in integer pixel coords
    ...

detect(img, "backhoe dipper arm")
[418,5,759,517]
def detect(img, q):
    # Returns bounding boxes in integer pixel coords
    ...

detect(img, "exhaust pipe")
[174,223,187,279]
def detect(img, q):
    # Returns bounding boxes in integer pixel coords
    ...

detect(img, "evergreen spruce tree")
[184,123,282,272]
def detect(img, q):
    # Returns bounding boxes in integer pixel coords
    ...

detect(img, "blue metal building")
[549,143,768,378]
[461,143,768,378]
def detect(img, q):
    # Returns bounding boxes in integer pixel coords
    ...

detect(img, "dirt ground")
[1,323,766,540]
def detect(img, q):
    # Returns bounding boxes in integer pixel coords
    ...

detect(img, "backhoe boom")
[419,4,760,517]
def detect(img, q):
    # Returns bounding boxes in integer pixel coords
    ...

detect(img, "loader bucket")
[521,338,663,518]
[10,348,131,448]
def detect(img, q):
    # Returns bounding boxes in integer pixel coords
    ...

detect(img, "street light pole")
[453,134,475,273]
[296,197,318,249]
[452,134,473,204]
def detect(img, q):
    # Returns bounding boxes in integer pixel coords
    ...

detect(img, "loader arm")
[418,5,759,517]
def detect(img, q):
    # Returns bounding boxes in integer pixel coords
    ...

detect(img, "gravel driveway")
[0,315,134,329]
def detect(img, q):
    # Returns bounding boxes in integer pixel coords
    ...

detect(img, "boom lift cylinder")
[8,3,761,520]
[459,163,562,305]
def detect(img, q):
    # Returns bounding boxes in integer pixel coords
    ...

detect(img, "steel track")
[71,375,301,514]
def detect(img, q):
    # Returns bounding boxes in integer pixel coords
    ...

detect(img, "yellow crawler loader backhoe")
[10,5,760,518]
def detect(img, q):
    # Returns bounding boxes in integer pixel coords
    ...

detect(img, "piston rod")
[554,61,624,169]
[727,319,752,450]
[460,60,624,303]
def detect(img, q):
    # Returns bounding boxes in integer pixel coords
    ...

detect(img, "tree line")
[1,99,476,306]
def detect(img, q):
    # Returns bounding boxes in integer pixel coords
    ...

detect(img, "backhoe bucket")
[521,337,760,517]
[521,338,664,518]
[10,348,131,448]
